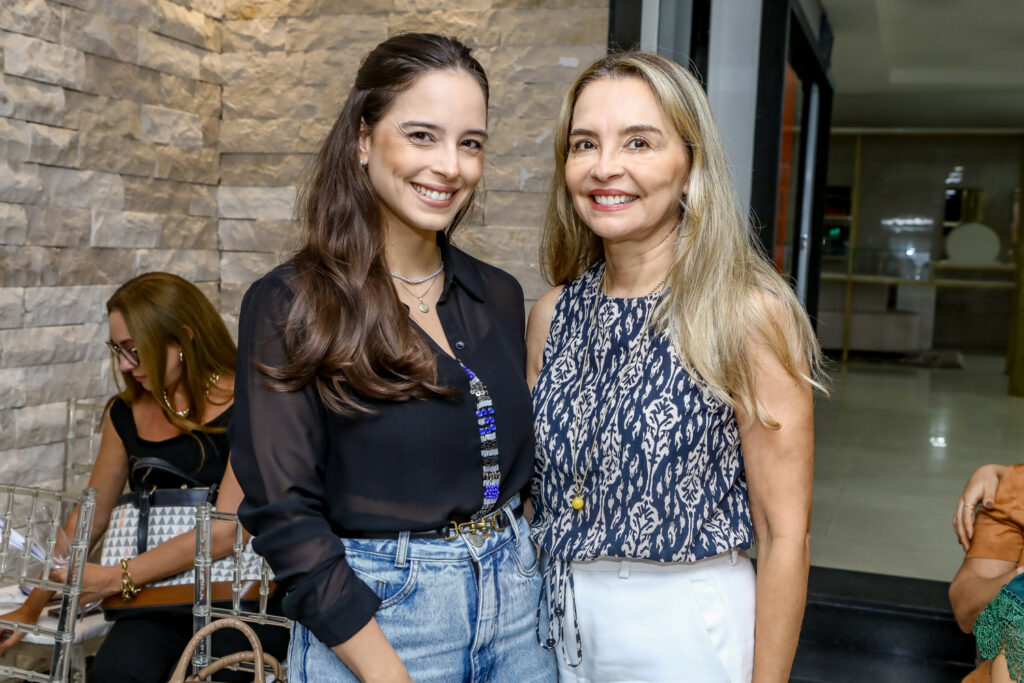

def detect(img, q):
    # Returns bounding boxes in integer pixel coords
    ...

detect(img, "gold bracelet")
[120,558,142,601]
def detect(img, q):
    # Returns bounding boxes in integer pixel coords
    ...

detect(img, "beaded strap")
[461,362,501,518]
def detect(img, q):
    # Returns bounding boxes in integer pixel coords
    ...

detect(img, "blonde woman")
[527,52,824,682]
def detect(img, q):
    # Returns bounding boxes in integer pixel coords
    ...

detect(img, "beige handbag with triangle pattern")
[99,486,269,614]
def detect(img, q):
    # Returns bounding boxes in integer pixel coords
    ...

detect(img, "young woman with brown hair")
[0,272,288,682]
[230,33,555,682]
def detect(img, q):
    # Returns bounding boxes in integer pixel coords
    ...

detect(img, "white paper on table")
[0,521,49,563]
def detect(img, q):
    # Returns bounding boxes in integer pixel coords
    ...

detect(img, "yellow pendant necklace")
[567,268,666,511]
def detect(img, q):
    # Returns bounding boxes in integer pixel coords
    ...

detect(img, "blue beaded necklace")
[460,362,501,517]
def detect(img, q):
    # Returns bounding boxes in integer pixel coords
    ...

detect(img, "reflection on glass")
[821,186,852,274]
[943,187,985,237]
[774,63,802,277]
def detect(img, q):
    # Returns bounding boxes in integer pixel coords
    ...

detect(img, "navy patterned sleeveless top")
[530,262,753,563]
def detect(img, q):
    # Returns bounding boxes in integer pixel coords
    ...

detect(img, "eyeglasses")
[105,340,140,368]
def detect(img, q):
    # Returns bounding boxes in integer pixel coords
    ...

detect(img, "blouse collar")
[437,232,486,303]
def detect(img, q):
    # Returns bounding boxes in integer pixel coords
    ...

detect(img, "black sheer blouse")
[230,237,535,647]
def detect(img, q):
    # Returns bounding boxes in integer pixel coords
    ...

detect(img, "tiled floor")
[810,353,1024,582]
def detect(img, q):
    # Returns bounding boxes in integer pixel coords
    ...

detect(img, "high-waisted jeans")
[287,511,556,682]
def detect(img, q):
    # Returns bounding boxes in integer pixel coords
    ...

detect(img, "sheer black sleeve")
[230,268,381,647]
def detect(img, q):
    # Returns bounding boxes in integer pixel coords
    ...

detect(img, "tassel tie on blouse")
[536,557,583,667]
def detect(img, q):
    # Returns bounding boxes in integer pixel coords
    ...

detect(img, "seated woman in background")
[0,272,287,683]
[950,464,1024,683]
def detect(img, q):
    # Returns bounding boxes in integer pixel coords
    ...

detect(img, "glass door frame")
[750,1,834,323]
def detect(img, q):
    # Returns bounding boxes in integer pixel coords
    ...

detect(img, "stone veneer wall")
[216,0,609,316]
[0,0,224,488]
[0,0,608,488]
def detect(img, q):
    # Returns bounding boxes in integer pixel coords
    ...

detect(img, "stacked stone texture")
[1,0,608,488]
[1,0,224,488]
[218,0,608,314]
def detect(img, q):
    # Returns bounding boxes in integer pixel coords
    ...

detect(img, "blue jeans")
[288,513,556,682]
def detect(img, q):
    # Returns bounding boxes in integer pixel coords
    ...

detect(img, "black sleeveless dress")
[110,396,231,490]
[88,397,288,683]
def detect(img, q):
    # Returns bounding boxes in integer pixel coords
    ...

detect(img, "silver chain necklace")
[390,259,444,284]
[393,272,442,314]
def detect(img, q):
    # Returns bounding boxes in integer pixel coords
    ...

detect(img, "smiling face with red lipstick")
[565,76,691,248]
[358,69,487,241]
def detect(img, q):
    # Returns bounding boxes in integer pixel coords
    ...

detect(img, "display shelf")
[821,272,1015,290]
[932,260,1015,272]
[820,132,1021,370]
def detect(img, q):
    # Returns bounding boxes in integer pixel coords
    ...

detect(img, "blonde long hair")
[106,272,236,433]
[542,51,825,427]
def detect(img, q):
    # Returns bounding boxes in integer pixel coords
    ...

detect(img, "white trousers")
[556,551,755,683]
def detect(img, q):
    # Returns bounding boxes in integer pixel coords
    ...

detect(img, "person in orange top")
[951,464,1024,683]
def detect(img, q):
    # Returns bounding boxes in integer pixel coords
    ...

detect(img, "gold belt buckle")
[442,511,506,542]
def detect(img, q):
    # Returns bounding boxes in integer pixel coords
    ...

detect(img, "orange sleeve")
[962,659,991,683]
[966,465,1024,563]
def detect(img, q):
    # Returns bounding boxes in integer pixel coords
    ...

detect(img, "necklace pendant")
[571,495,585,510]
[417,299,430,313]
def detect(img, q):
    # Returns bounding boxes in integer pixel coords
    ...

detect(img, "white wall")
[706,0,763,213]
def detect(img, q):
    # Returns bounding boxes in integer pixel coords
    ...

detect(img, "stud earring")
[179,350,184,363]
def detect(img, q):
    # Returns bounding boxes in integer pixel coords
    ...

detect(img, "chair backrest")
[62,398,107,493]
[0,485,96,683]
[192,502,290,680]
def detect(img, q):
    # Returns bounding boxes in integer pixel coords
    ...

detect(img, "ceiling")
[820,0,1024,128]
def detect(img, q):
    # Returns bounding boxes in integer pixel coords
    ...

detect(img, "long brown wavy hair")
[263,33,489,414]
[106,272,237,433]
[543,52,826,428]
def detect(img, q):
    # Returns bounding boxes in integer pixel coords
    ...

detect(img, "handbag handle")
[168,617,280,683]
[120,458,219,555]
[131,456,209,490]
[188,651,283,681]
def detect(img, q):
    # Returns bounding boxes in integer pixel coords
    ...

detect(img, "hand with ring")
[954,464,1007,551]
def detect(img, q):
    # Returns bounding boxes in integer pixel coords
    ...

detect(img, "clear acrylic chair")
[62,398,106,494]
[191,502,289,681]
[0,485,96,683]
